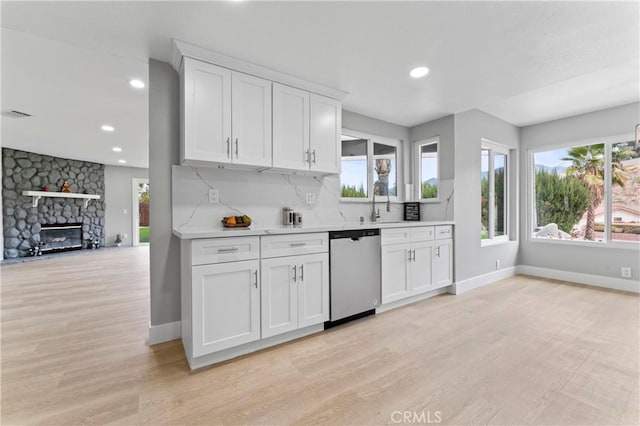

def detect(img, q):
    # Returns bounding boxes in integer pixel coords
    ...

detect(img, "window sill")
[528,237,640,251]
[481,237,511,247]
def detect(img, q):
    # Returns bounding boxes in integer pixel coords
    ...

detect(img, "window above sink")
[340,129,401,203]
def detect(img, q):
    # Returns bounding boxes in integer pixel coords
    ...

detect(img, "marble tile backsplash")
[171,165,406,230]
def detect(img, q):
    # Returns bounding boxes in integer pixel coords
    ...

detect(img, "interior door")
[261,257,298,338]
[231,72,272,167]
[272,83,310,171]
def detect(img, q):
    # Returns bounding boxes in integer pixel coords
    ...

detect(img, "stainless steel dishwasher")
[327,229,381,326]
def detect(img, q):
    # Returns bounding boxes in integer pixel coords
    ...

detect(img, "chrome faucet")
[371,181,391,222]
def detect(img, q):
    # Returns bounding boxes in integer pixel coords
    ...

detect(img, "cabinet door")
[272,83,310,171]
[261,257,298,338]
[410,241,434,295]
[297,253,329,328]
[381,244,410,304]
[191,260,260,357]
[182,58,232,164]
[309,94,341,174]
[433,239,453,287]
[231,72,272,167]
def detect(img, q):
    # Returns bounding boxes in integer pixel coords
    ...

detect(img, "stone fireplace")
[2,148,105,258]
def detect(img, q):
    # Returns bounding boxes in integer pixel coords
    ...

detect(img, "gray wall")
[149,59,181,326]
[519,102,640,279]
[453,109,520,282]
[104,165,149,246]
[410,115,455,221]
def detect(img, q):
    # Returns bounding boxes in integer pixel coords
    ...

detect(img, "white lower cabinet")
[381,244,411,303]
[381,226,453,305]
[191,259,260,357]
[261,252,329,338]
[433,239,453,287]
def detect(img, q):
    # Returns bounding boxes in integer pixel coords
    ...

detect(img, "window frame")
[481,139,510,245]
[527,133,639,249]
[413,136,440,203]
[340,129,402,203]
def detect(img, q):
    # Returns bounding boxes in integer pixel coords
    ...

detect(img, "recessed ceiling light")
[410,66,430,78]
[112,147,123,153]
[118,159,127,164]
[129,79,145,89]
[101,124,115,132]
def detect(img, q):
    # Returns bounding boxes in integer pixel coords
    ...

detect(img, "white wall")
[410,115,455,221]
[519,102,640,281]
[104,165,149,246]
[453,109,520,283]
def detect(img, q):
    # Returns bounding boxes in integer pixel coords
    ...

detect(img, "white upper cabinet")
[181,57,272,168]
[272,85,341,174]
[309,94,341,174]
[182,59,232,164]
[176,41,346,174]
[272,83,310,170]
[231,72,272,167]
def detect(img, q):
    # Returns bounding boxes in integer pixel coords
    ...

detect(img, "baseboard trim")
[516,265,640,294]
[453,266,517,295]
[148,321,181,345]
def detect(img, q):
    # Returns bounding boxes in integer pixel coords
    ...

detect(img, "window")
[414,138,439,200]
[373,142,397,197]
[340,137,368,198]
[340,131,401,201]
[530,140,640,243]
[481,141,509,242]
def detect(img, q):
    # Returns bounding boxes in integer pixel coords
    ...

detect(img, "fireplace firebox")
[40,223,83,254]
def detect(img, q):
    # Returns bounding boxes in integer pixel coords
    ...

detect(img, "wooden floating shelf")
[22,191,101,208]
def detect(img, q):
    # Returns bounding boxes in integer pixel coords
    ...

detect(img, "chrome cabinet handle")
[408,250,412,262]
[300,264,304,281]
[305,149,310,164]
[292,265,297,282]
[312,149,316,164]
[217,247,239,253]
[235,138,239,158]
[290,242,306,247]
[253,270,258,288]
[226,137,230,158]
[412,249,416,262]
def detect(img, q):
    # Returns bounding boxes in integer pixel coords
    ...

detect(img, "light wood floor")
[1,247,638,425]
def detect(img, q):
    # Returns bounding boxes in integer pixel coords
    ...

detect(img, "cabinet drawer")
[411,226,435,242]
[261,233,328,258]
[381,228,412,245]
[435,225,453,240]
[191,237,260,265]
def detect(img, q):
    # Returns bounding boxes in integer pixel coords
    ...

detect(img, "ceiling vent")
[3,110,32,118]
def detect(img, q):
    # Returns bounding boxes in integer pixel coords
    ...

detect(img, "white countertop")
[173,221,455,239]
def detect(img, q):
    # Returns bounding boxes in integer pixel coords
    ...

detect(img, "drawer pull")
[217,247,239,253]
[290,242,307,247]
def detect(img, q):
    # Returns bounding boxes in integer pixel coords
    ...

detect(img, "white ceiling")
[2,1,638,168]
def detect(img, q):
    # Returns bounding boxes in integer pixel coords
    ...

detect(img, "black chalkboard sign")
[403,202,420,221]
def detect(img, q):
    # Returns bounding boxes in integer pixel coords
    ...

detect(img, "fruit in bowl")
[222,215,252,227]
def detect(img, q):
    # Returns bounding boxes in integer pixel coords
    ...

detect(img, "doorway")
[132,178,149,246]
